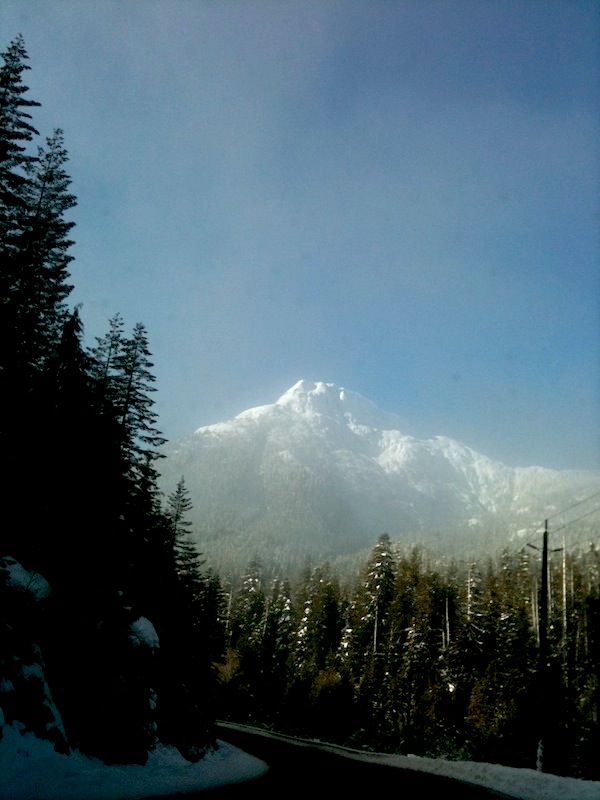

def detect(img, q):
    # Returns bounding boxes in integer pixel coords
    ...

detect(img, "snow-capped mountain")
[159,380,598,575]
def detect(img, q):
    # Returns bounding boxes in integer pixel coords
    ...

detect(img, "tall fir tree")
[14,129,75,370]
[91,316,165,480]
[0,35,39,252]
[2,125,75,385]
[1,43,76,561]
[354,533,396,664]
[90,312,125,395]
[116,322,166,481]
[157,476,225,760]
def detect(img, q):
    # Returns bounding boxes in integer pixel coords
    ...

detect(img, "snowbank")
[0,725,268,799]
[365,750,600,800]
[4,557,51,600]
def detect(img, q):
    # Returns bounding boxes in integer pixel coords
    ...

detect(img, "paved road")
[163,723,516,798]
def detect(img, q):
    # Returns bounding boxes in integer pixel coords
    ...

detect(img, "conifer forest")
[1,36,599,781]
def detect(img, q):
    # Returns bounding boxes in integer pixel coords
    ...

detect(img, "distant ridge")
[159,381,599,577]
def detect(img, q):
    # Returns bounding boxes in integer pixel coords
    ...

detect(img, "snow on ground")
[344,747,600,800]
[4,557,51,600]
[129,616,160,649]
[0,724,267,799]
[0,722,599,800]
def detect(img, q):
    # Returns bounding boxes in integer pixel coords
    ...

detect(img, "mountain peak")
[276,380,343,410]
[275,379,403,431]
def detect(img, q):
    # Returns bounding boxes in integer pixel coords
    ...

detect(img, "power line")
[511,487,600,556]
[552,504,600,535]
[546,487,600,522]
[560,527,600,550]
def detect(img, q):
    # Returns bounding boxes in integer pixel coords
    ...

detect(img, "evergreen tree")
[1,124,77,560]
[573,545,600,778]
[262,577,295,685]
[167,476,202,581]
[223,559,267,719]
[2,127,75,384]
[0,43,76,563]
[0,35,39,249]
[16,130,74,364]
[90,312,125,396]
[90,318,168,600]
[156,476,225,760]
[465,553,538,767]
[291,563,347,739]
[116,322,166,480]
[162,476,208,623]
[232,559,266,654]
[294,563,343,676]
[91,317,165,484]
[383,548,449,754]
[354,533,396,664]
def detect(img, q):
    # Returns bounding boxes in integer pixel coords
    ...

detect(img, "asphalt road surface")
[154,723,517,798]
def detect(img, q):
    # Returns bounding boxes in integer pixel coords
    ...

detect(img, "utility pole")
[540,521,549,673]
[529,521,549,771]
[537,520,549,772]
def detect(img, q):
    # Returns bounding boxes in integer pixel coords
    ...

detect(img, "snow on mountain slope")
[159,381,599,576]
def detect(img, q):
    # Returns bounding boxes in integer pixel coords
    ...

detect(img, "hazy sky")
[2,0,599,470]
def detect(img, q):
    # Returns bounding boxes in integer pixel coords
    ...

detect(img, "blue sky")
[2,0,599,470]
